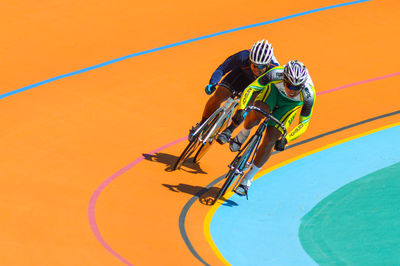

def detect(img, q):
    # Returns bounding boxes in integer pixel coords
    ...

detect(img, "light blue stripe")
[0,0,370,100]
[210,125,400,265]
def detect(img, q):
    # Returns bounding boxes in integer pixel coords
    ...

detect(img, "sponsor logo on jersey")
[290,123,303,136]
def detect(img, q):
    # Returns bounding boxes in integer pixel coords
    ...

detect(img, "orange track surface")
[1,0,399,265]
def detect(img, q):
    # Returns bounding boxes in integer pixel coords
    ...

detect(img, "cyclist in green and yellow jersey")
[216,64,284,144]
[231,60,316,196]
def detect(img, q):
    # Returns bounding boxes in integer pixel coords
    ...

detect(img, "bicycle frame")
[211,106,286,200]
[232,106,288,186]
[174,87,241,170]
[198,97,238,144]
[174,88,241,170]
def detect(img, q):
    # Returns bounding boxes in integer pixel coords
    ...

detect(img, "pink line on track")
[317,71,400,95]
[88,136,187,265]
[87,71,400,265]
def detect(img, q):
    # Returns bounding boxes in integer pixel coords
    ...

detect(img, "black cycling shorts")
[219,68,254,95]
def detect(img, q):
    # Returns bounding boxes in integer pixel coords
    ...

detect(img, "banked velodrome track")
[1,0,399,265]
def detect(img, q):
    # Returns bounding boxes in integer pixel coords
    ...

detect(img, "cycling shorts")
[219,68,254,95]
[255,81,303,132]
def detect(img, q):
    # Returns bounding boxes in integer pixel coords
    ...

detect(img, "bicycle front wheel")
[213,167,240,205]
[172,138,200,170]
[193,141,211,163]
[193,110,225,163]
[213,135,259,204]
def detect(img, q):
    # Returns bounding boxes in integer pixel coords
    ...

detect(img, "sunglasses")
[284,79,304,91]
[252,62,268,69]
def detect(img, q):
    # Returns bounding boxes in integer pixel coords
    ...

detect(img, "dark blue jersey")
[209,50,279,85]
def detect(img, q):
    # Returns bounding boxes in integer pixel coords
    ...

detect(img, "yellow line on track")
[204,122,400,265]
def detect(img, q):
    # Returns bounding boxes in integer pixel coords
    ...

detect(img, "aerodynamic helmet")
[283,60,308,86]
[249,40,273,66]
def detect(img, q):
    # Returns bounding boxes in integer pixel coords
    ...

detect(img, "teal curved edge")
[299,161,400,265]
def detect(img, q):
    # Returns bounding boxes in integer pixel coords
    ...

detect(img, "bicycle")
[172,92,240,170]
[212,106,287,204]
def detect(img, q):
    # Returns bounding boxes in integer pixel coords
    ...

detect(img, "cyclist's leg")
[244,101,270,128]
[201,68,245,121]
[221,67,271,141]
[189,85,232,141]
[188,85,231,141]
[221,89,259,137]
[229,100,270,152]
[253,125,282,166]
[216,71,253,144]
[201,85,232,119]
[239,104,302,188]
[235,125,281,194]
[229,83,276,152]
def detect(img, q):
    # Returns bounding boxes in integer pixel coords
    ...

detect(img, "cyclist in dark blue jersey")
[188,40,279,141]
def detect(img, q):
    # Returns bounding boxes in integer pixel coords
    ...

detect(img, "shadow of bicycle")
[143,152,207,174]
[162,183,238,206]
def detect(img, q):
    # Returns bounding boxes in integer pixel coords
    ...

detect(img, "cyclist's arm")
[286,114,311,142]
[287,84,316,142]
[238,86,260,110]
[238,66,284,110]
[209,50,248,84]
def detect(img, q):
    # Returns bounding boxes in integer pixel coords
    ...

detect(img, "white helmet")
[283,60,308,86]
[249,40,273,66]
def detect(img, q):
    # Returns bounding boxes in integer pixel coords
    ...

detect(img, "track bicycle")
[212,106,287,204]
[172,92,240,170]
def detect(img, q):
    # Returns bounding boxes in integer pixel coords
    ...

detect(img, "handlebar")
[244,106,287,139]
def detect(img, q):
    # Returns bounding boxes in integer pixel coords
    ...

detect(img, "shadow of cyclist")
[162,183,238,206]
[143,153,207,174]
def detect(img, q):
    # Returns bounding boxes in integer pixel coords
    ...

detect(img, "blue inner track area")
[210,125,400,265]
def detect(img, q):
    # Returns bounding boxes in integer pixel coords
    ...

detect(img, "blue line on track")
[0,0,370,100]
